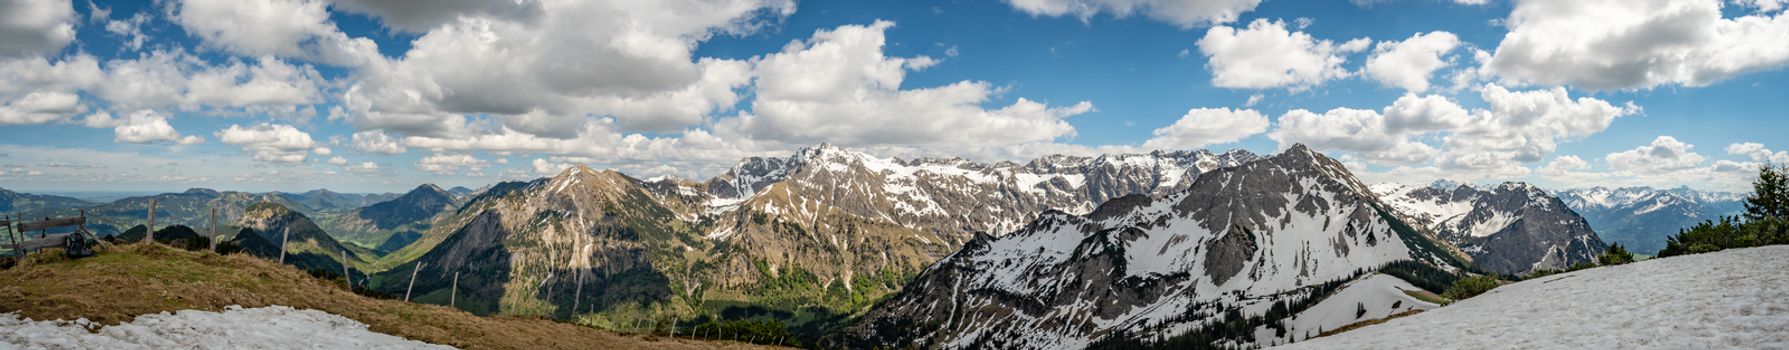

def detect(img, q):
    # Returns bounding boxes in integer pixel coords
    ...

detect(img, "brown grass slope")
[0,244,779,350]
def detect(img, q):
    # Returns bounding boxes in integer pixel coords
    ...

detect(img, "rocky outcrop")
[1374,181,1606,274]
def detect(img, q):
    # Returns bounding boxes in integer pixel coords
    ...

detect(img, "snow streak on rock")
[1373,181,1605,274]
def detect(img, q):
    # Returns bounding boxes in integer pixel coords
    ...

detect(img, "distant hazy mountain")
[276,189,383,213]
[840,145,1464,349]
[315,184,456,251]
[445,186,478,200]
[0,187,92,215]
[1374,181,1606,274]
[1554,186,1746,254]
[20,188,308,236]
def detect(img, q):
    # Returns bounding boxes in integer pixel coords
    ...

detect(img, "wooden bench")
[8,214,96,258]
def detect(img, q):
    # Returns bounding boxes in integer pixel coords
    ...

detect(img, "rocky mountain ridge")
[1554,186,1745,254]
[1373,181,1606,274]
[358,144,1268,335]
[839,145,1465,349]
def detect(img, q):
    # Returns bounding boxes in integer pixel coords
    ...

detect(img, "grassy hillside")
[0,243,781,350]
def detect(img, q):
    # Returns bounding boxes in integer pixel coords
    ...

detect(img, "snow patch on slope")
[0,305,449,349]
[1277,246,1789,349]
[1255,274,1438,347]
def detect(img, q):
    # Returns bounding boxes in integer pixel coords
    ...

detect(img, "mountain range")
[361,144,1265,331]
[838,145,1464,348]
[0,187,91,215]
[9,143,1745,349]
[1554,187,1746,254]
[314,184,457,253]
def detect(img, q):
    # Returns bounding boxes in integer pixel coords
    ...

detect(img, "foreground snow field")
[0,305,450,349]
[1278,246,1789,349]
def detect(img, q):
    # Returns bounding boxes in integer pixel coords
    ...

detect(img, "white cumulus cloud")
[1197,19,1370,90]
[1485,0,1789,90]
[340,0,788,138]
[170,0,382,67]
[720,20,1095,151]
[417,153,489,175]
[113,110,203,145]
[1728,142,1789,164]
[216,123,316,163]
[350,130,407,155]
[1606,136,1707,174]
[1364,31,1460,92]
[0,91,83,125]
[1142,107,1268,150]
[0,0,78,57]
[1002,0,1261,28]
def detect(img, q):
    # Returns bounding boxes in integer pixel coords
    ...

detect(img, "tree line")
[1659,164,1789,257]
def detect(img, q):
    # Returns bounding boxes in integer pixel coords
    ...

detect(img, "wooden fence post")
[4,215,15,252]
[405,261,423,302]
[145,199,156,244]
[341,249,351,288]
[278,226,290,264]
[209,208,217,252]
[571,270,583,317]
[441,271,450,308]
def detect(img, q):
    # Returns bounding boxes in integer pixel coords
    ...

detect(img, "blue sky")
[0,0,1785,193]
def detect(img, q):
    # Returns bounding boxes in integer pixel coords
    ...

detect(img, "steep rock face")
[705,156,791,199]
[691,145,1260,313]
[373,166,694,318]
[1555,186,1745,254]
[842,145,1457,349]
[1374,181,1606,274]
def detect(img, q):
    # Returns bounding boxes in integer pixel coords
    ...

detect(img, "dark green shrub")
[1441,275,1499,301]
[1597,243,1635,265]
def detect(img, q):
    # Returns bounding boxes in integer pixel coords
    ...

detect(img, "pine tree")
[1744,164,1789,222]
[1597,243,1635,265]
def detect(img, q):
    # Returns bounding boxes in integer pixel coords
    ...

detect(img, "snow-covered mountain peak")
[1554,186,1746,254]
[1428,179,1466,190]
[542,164,635,199]
[1376,180,1604,274]
[706,155,793,199]
[842,146,1448,349]
[789,142,874,165]
[1495,181,1541,192]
